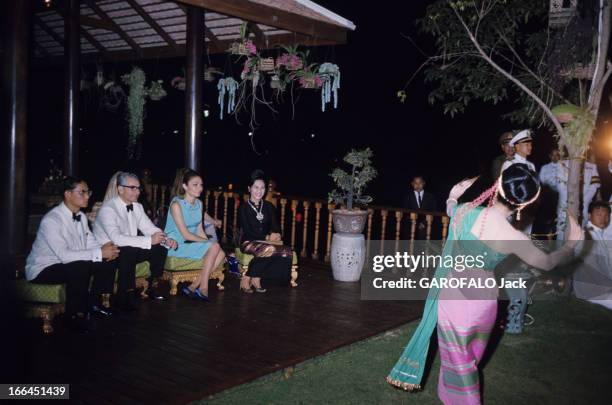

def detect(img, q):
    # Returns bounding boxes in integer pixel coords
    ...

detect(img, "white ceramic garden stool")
[331,232,366,282]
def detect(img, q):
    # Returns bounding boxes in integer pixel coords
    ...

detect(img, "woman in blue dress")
[164,169,225,301]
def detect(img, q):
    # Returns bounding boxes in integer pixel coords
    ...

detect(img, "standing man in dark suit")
[403,176,437,239]
[491,131,515,179]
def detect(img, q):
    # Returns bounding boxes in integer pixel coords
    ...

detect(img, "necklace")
[248,199,264,222]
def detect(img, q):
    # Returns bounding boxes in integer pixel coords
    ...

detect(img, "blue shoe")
[194,288,210,302]
[181,286,195,299]
[227,256,241,275]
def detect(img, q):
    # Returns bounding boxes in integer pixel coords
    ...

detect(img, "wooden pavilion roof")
[31,0,356,63]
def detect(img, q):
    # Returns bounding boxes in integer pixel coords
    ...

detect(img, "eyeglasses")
[71,189,93,197]
[119,184,143,191]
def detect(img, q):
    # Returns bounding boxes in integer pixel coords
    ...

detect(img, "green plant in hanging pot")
[295,63,325,89]
[276,45,305,71]
[121,66,146,159]
[228,22,257,56]
[329,147,377,234]
[146,79,167,101]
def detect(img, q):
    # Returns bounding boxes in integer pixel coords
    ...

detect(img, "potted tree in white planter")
[328,148,377,281]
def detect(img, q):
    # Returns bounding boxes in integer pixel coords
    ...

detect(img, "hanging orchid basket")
[299,74,324,89]
[258,57,275,72]
[276,53,303,71]
[147,80,167,101]
[171,76,185,91]
[270,74,284,90]
[204,67,222,82]
[229,39,257,56]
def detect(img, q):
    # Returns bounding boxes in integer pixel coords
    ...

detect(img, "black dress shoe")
[145,287,166,301]
[90,304,115,317]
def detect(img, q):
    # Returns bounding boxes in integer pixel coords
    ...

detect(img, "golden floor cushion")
[234,248,298,267]
[11,279,66,304]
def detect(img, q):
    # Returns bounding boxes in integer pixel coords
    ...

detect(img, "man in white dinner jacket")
[94,172,176,310]
[26,177,120,332]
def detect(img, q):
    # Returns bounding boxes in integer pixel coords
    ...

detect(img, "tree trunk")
[566,152,582,223]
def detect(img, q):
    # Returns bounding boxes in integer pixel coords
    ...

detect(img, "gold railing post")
[152,184,158,213]
[232,193,239,239]
[379,209,388,255]
[442,216,449,243]
[300,201,310,257]
[280,198,288,236]
[290,200,298,250]
[409,212,417,241]
[213,191,221,220]
[160,185,167,214]
[204,190,211,212]
[222,191,230,243]
[325,203,334,262]
[426,214,433,241]
[312,202,322,260]
[394,211,403,253]
[366,208,374,259]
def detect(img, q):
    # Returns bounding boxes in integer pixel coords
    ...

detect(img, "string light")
[44,0,52,8]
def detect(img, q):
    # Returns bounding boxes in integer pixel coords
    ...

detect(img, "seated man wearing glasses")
[26,177,120,332]
[93,172,177,310]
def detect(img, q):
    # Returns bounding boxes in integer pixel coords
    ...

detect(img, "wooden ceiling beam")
[33,31,336,66]
[124,0,178,50]
[54,7,108,56]
[33,15,65,49]
[84,0,142,56]
[175,0,347,43]
[80,15,116,32]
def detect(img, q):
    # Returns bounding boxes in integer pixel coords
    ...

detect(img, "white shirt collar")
[60,201,80,219]
[587,221,604,233]
[114,196,134,210]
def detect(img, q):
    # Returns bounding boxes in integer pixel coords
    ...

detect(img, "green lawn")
[201,297,612,404]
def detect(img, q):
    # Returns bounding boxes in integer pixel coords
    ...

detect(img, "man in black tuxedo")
[403,176,437,239]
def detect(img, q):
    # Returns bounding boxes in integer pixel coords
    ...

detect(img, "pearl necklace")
[248,199,264,222]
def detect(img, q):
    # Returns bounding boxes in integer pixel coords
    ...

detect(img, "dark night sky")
[27,1,606,208]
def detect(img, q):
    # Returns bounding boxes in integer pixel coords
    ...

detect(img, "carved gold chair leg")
[136,278,149,298]
[102,293,111,308]
[169,278,179,296]
[27,303,65,334]
[291,265,299,287]
[215,271,225,291]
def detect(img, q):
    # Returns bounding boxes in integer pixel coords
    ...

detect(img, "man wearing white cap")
[501,129,536,173]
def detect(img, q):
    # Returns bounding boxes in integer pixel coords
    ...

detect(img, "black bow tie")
[72,212,81,222]
[126,204,134,212]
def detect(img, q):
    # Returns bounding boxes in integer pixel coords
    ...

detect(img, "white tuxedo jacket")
[26,202,102,280]
[93,197,161,249]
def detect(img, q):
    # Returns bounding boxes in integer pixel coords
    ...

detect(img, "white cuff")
[92,248,102,262]
[142,236,152,250]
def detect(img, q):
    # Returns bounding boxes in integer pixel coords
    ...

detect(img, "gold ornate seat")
[234,248,299,287]
[162,256,225,295]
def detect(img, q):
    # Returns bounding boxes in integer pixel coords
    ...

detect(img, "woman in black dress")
[238,170,292,292]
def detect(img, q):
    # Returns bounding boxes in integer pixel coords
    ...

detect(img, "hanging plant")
[217,77,238,119]
[295,63,324,89]
[318,63,340,112]
[171,76,185,90]
[100,80,125,112]
[228,22,257,56]
[258,57,275,72]
[121,66,146,159]
[146,79,167,101]
[204,66,222,82]
[276,46,304,71]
